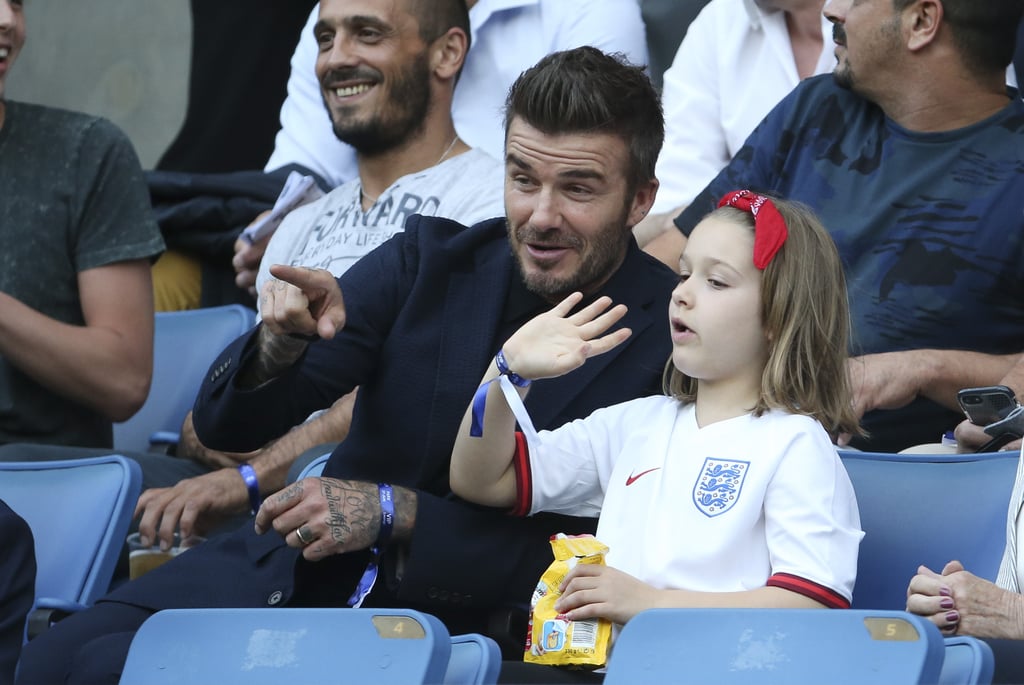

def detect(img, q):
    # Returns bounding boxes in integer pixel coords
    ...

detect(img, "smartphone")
[957,385,1018,426]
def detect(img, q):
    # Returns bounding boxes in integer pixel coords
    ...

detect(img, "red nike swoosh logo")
[625,467,661,486]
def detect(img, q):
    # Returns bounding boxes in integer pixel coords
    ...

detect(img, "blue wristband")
[377,483,395,548]
[495,349,531,387]
[238,464,261,515]
[347,483,395,608]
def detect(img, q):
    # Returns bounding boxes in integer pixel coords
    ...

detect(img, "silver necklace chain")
[361,134,460,206]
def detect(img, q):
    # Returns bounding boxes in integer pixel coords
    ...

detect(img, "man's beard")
[830,19,901,94]
[832,64,854,90]
[321,56,433,156]
[508,206,632,302]
[831,23,853,90]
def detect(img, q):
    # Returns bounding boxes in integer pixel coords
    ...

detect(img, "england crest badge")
[693,458,749,517]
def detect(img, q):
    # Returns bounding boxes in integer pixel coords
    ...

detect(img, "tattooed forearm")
[237,325,309,389]
[321,479,377,550]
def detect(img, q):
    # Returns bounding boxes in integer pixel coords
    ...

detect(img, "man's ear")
[430,27,468,81]
[627,178,659,229]
[904,0,942,52]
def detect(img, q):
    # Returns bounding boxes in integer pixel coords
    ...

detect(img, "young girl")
[450,190,864,677]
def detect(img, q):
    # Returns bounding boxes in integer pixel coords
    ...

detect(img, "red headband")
[717,190,788,270]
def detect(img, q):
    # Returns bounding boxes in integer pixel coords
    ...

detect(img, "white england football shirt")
[515,396,861,606]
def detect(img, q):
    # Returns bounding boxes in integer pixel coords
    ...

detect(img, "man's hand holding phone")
[956,385,1024,453]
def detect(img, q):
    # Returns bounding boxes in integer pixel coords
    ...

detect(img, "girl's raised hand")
[501,293,632,381]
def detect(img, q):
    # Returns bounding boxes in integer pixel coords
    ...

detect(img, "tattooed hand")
[261,264,346,341]
[238,265,348,388]
[254,477,414,562]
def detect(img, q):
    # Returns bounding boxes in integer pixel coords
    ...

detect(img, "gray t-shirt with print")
[257,148,505,298]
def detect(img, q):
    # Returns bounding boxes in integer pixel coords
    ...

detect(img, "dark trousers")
[16,603,149,685]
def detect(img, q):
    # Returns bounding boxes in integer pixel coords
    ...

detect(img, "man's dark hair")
[893,0,1023,75]
[504,46,664,193]
[408,0,471,54]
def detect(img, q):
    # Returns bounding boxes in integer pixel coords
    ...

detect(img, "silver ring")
[295,526,313,546]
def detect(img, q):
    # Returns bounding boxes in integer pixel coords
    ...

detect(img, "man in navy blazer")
[15,46,675,683]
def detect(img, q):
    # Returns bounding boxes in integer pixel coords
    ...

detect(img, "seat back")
[839,450,1018,610]
[119,608,452,685]
[444,633,501,685]
[604,608,945,685]
[938,636,995,685]
[113,305,256,452]
[295,452,331,481]
[0,456,141,620]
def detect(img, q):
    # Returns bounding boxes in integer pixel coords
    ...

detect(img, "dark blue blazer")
[0,500,34,685]
[112,216,675,634]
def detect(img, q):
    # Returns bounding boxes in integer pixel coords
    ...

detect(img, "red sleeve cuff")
[510,431,531,517]
[766,572,850,608]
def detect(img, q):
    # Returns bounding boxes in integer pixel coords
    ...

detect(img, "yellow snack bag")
[523,533,612,668]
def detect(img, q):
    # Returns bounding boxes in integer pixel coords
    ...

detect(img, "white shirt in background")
[652,0,833,214]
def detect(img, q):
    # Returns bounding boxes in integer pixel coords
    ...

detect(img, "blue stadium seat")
[605,608,945,685]
[294,451,330,481]
[446,632,501,685]
[0,455,141,640]
[838,450,1018,610]
[939,636,995,685]
[119,607,499,684]
[113,305,256,452]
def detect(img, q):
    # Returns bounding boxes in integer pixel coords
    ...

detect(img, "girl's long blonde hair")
[664,198,862,438]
